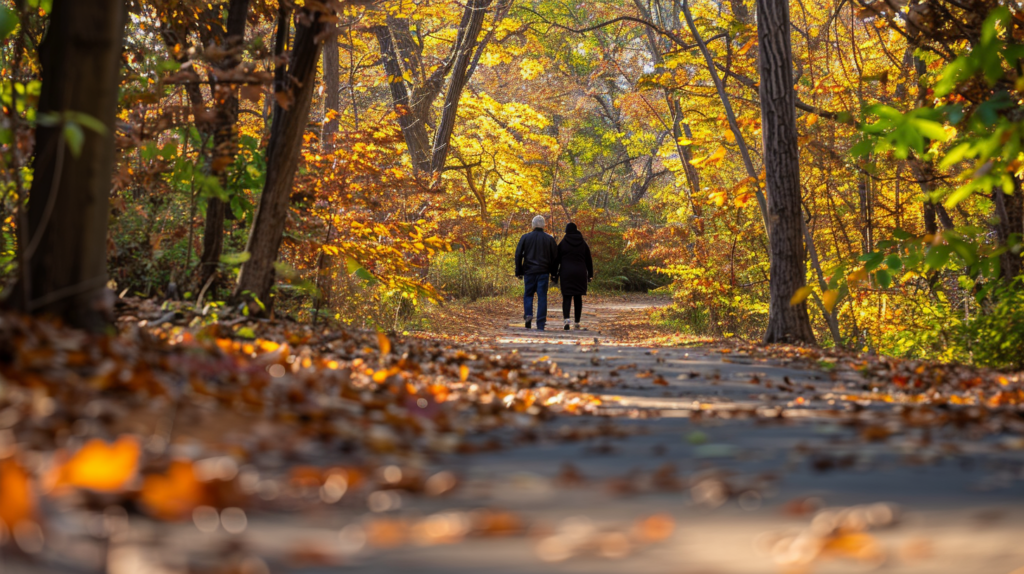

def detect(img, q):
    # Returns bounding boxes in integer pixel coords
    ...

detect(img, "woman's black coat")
[555,230,593,296]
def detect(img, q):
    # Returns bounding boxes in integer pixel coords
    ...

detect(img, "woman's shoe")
[573,322,582,330]
[563,319,571,330]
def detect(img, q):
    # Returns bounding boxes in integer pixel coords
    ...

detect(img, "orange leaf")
[822,289,839,313]
[140,460,207,521]
[274,90,294,110]
[459,364,470,382]
[0,457,36,528]
[53,436,140,492]
[377,331,391,355]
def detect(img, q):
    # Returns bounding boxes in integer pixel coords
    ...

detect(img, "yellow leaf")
[806,114,819,126]
[377,331,391,355]
[459,364,470,382]
[847,267,869,284]
[676,137,693,146]
[707,146,727,164]
[823,289,839,313]
[790,286,812,306]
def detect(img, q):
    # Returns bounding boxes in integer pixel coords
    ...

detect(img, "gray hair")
[531,215,546,229]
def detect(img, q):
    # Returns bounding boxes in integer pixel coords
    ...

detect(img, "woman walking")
[554,222,594,330]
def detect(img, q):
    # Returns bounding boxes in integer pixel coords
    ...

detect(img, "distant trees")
[12,0,126,331]
[372,0,496,179]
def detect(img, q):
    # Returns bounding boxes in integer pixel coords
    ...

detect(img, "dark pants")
[562,294,582,322]
[523,274,549,329]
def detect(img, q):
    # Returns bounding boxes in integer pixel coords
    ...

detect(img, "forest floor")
[2,294,1024,573]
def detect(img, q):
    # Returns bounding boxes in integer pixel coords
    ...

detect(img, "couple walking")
[514,215,594,331]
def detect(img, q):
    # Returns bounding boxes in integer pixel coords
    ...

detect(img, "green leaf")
[0,6,18,40]
[885,254,903,271]
[940,142,972,169]
[850,139,874,157]
[947,236,977,266]
[868,104,903,120]
[935,58,972,97]
[876,269,892,288]
[892,229,913,240]
[910,119,948,142]
[355,267,377,283]
[220,251,251,265]
[859,251,885,271]
[66,111,107,135]
[36,111,61,127]
[924,245,952,270]
[981,7,1010,44]
[63,122,84,157]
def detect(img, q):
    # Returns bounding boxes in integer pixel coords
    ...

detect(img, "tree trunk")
[234,8,325,307]
[12,0,125,331]
[373,24,431,173]
[429,0,493,175]
[757,0,816,344]
[321,30,340,150]
[199,0,251,290]
[995,183,1023,281]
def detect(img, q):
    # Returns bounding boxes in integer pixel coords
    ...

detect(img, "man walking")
[514,215,558,330]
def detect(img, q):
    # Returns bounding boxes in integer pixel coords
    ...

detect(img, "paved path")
[320,299,1024,574]
[14,299,1021,574]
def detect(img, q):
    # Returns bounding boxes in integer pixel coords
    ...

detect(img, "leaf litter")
[0,300,1022,572]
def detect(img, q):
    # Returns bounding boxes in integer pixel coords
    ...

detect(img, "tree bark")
[429,0,493,175]
[373,24,431,173]
[757,0,816,344]
[321,30,340,150]
[994,183,1023,281]
[234,8,325,307]
[12,0,126,331]
[199,0,251,289]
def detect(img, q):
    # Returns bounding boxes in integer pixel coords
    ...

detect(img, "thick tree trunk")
[12,0,125,331]
[321,31,341,150]
[757,0,816,345]
[199,0,251,290]
[234,8,325,307]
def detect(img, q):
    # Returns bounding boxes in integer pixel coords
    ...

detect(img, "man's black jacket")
[514,229,558,277]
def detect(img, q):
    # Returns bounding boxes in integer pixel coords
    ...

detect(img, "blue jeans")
[523,274,550,329]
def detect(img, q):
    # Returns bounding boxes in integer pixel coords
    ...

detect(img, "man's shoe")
[525,318,532,329]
